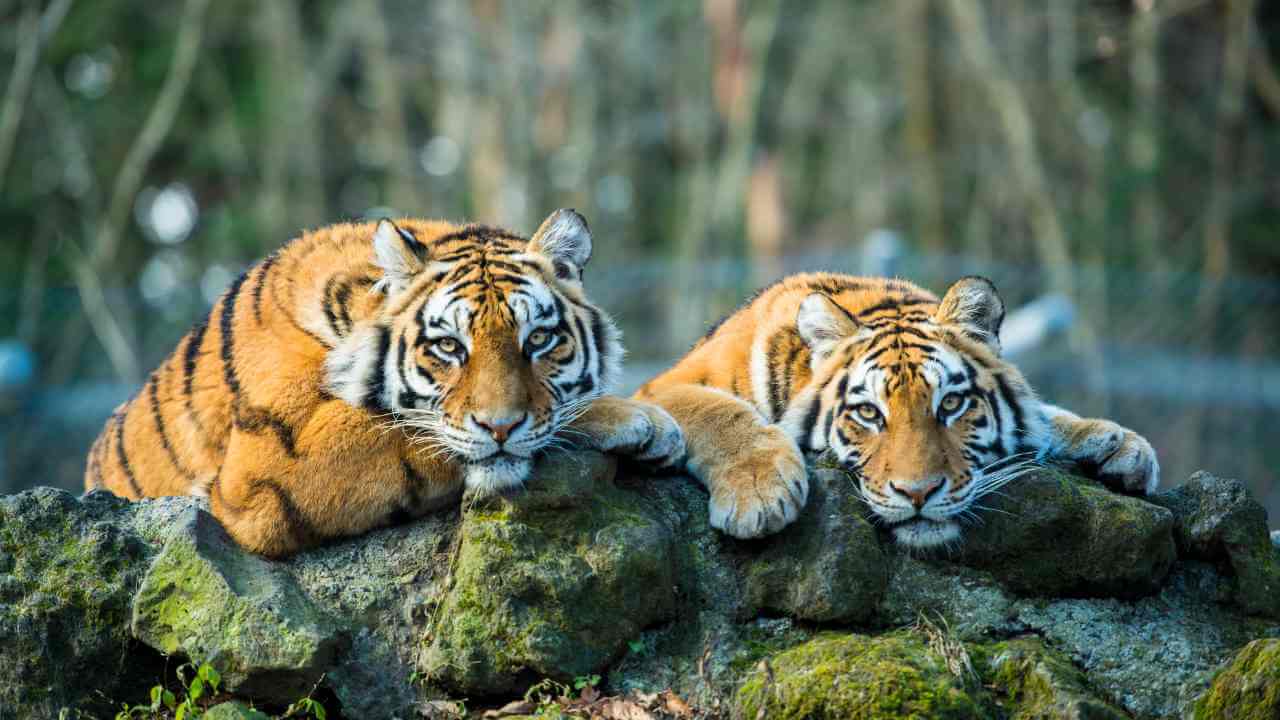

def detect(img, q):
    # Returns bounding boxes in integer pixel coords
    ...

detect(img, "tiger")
[635,273,1159,548]
[84,209,685,557]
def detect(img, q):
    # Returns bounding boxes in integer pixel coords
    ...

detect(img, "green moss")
[1192,639,1280,719]
[427,453,678,694]
[733,632,987,720]
[970,637,1125,719]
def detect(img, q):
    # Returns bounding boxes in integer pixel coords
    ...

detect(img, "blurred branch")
[0,0,71,194]
[942,0,1074,298]
[64,231,141,386]
[89,0,210,272]
[1248,20,1280,119]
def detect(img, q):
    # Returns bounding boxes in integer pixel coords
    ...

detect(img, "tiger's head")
[782,277,1045,548]
[327,209,621,494]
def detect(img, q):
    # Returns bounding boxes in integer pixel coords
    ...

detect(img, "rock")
[876,556,1019,639]
[1150,471,1280,618]
[1190,638,1280,720]
[130,508,344,704]
[0,488,161,719]
[973,637,1126,719]
[202,700,271,719]
[424,452,678,695]
[739,468,888,623]
[1014,563,1275,718]
[733,631,988,719]
[954,469,1176,598]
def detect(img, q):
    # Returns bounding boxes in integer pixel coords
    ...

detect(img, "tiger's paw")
[705,426,808,539]
[1074,421,1160,495]
[569,396,686,469]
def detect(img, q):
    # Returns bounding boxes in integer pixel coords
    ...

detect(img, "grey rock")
[1150,471,1280,618]
[740,468,888,623]
[954,469,1177,598]
[201,700,271,719]
[130,508,345,704]
[0,488,159,719]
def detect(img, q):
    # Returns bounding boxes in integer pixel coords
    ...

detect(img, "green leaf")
[175,704,187,720]
[204,665,221,691]
[189,676,204,702]
[150,686,162,708]
[163,689,177,710]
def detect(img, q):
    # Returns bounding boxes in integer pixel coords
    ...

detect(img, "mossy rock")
[1191,638,1280,719]
[732,631,988,720]
[1151,472,1280,619]
[0,488,161,718]
[201,700,271,719]
[130,508,345,703]
[740,468,888,623]
[955,469,1175,598]
[425,452,678,694]
[972,637,1126,719]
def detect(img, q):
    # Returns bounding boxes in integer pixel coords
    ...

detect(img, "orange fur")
[86,211,684,557]
[637,273,1158,547]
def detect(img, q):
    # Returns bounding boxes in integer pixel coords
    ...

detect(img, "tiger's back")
[85,220,460,505]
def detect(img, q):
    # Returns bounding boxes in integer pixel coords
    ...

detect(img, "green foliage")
[116,661,222,720]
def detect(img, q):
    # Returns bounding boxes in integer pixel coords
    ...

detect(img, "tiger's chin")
[890,517,962,548]
[463,454,533,496]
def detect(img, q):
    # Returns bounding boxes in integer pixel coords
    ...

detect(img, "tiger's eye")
[527,330,551,349]
[435,337,460,354]
[941,392,964,413]
[855,403,881,422]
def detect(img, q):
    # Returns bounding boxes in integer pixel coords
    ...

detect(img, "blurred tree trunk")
[942,0,1075,300]
[356,0,420,214]
[1128,0,1163,266]
[894,0,943,252]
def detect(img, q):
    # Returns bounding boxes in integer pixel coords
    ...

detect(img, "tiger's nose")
[890,477,945,510]
[473,413,527,444]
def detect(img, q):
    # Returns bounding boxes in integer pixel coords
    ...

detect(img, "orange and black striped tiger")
[86,209,684,557]
[636,274,1158,548]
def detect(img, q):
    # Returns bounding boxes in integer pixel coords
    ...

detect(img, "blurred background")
[1,0,1277,526]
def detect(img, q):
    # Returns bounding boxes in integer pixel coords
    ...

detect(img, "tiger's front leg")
[1038,403,1160,495]
[563,396,686,469]
[634,384,808,539]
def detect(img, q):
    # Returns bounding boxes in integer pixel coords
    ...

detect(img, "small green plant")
[572,674,600,693]
[280,696,327,720]
[116,661,222,720]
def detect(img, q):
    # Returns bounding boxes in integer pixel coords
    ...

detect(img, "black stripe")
[799,396,822,451]
[148,373,196,483]
[252,478,317,546]
[220,270,299,457]
[364,325,392,410]
[993,371,1025,441]
[183,320,209,400]
[252,253,278,325]
[765,331,787,421]
[113,412,143,498]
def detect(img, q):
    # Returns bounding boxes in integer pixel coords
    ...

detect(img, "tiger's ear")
[935,276,1005,353]
[797,293,858,364]
[372,219,427,294]
[528,208,592,281]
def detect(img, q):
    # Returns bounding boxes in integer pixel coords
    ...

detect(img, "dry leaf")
[482,699,536,718]
[659,691,693,718]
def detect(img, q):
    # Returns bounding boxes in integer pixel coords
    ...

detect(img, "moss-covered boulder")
[740,468,888,623]
[424,452,678,694]
[0,488,161,718]
[954,469,1176,598]
[1191,638,1280,719]
[733,631,989,719]
[1150,471,1280,618]
[131,508,344,704]
[973,637,1126,719]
